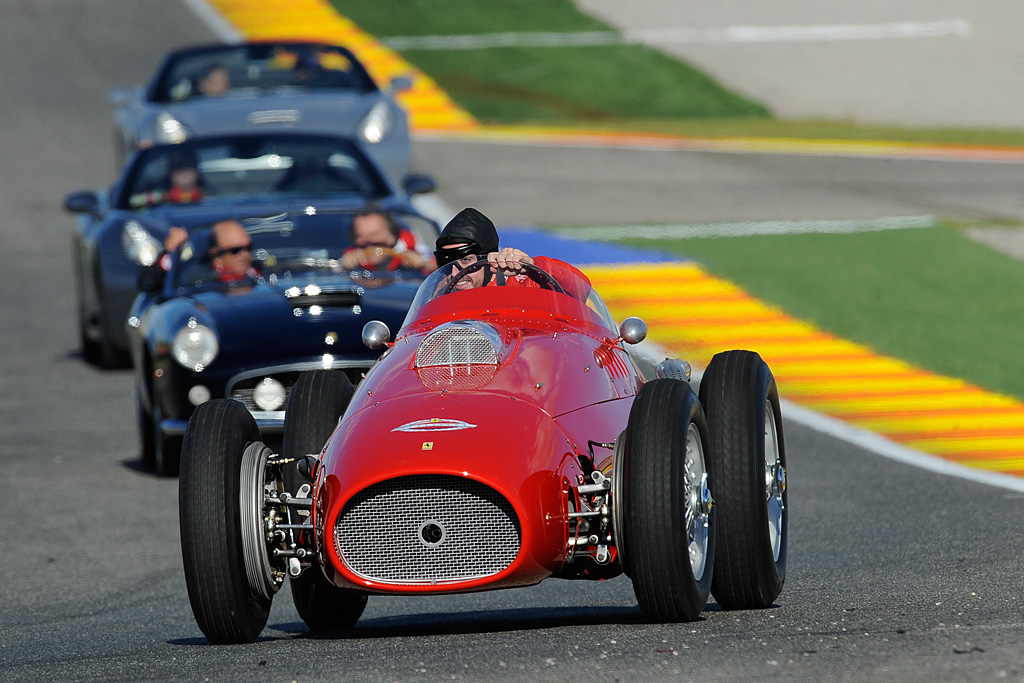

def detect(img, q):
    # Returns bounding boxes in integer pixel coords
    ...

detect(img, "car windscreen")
[400,256,617,333]
[151,43,376,102]
[169,212,435,291]
[118,135,390,209]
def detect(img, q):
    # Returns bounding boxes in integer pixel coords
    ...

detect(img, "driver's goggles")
[451,255,479,272]
[434,242,480,268]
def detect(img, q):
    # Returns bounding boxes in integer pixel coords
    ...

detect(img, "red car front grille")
[335,475,521,585]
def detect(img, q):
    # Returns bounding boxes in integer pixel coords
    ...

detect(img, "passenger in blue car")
[340,211,432,273]
[129,150,203,208]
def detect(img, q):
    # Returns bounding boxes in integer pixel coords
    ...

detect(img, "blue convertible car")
[127,209,438,476]
[65,131,435,367]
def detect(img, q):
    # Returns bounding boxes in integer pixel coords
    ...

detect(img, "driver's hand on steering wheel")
[487,247,533,274]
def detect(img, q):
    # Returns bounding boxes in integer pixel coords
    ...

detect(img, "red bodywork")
[312,273,643,595]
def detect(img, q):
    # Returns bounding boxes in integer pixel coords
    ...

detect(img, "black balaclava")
[433,208,499,267]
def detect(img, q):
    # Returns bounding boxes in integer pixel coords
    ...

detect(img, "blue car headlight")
[172,321,219,372]
[358,101,392,144]
[121,221,162,266]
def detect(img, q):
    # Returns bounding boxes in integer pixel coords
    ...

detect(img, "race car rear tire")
[699,350,787,610]
[282,370,367,631]
[622,378,715,622]
[179,399,270,644]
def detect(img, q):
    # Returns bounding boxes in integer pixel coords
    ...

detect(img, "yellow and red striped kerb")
[584,262,1024,478]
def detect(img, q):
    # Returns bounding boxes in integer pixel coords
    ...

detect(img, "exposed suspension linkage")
[567,441,617,565]
[262,455,317,580]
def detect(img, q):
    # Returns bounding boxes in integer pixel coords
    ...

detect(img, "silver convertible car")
[110,41,414,184]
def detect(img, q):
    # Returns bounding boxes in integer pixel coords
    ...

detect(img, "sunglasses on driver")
[213,243,253,257]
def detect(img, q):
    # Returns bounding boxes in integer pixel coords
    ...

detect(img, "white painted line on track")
[411,193,457,228]
[562,215,938,240]
[415,130,1024,165]
[626,341,1024,494]
[182,0,243,43]
[384,20,971,51]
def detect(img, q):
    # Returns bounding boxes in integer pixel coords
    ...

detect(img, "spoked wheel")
[620,378,715,622]
[179,399,271,644]
[699,350,788,610]
[282,370,367,631]
[239,441,290,602]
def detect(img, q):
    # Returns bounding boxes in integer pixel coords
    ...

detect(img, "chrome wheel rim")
[684,423,713,580]
[764,400,786,562]
[240,442,285,600]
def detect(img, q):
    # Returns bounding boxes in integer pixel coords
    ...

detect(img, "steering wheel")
[441,259,565,295]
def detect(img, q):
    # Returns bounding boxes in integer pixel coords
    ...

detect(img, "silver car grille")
[335,475,521,585]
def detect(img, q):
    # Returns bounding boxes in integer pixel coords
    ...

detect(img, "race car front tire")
[179,399,271,644]
[699,349,787,610]
[621,378,715,622]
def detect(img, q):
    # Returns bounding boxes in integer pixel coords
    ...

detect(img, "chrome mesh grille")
[415,325,498,368]
[416,364,498,392]
[335,475,521,584]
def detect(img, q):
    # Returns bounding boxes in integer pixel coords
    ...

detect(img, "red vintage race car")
[178,256,788,644]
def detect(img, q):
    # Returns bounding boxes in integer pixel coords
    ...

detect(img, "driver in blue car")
[138,220,257,291]
[208,219,258,282]
[434,207,590,299]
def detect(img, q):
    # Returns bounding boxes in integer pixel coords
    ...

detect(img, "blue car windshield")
[119,134,390,209]
[169,212,437,291]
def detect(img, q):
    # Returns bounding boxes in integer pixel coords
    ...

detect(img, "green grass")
[331,0,768,122]
[334,0,1024,146]
[589,225,1024,400]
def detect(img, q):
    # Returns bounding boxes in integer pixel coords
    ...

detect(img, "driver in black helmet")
[434,207,591,298]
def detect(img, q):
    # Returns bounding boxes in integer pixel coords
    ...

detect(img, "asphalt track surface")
[4,2,1024,681]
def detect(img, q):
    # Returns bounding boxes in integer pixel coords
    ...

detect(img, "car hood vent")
[415,321,502,368]
[248,109,301,125]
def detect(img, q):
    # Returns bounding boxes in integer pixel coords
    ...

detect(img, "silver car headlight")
[358,101,392,144]
[121,221,161,266]
[172,322,219,372]
[155,112,188,144]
